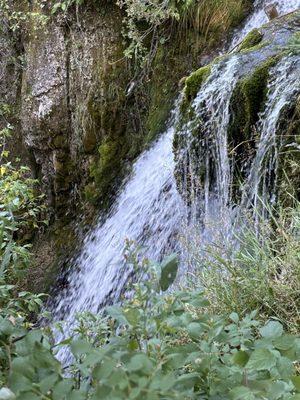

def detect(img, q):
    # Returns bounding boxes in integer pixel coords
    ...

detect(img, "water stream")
[50,0,300,360]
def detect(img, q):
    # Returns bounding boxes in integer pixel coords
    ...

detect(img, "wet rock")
[174,11,300,206]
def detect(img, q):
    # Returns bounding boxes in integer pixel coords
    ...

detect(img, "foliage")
[186,203,300,334]
[0,0,48,33]
[0,124,46,282]
[51,0,85,14]
[0,243,299,399]
[117,0,248,67]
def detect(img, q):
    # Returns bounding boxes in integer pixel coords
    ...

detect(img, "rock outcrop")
[174,11,300,209]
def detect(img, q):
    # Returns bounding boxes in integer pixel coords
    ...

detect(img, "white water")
[51,0,299,356]
[242,55,300,213]
[52,125,184,322]
[231,0,300,48]
[194,56,240,210]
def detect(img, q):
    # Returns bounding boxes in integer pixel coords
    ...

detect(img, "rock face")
[1,0,252,219]
[174,11,300,210]
[19,2,127,214]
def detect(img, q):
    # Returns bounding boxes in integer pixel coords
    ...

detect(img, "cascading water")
[231,0,300,48]
[50,0,300,359]
[51,124,184,327]
[241,55,300,213]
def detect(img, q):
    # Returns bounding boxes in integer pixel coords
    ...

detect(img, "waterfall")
[241,56,300,213]
[51,123,184,325]
[50,0,299,358]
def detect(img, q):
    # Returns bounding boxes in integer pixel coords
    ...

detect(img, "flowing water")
[241,55,300,214]
[51,0,300,359]
[51,124,184,323]
[231,0,300,49]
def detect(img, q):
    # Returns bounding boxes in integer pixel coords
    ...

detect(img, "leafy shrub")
[1,247,300,399]
[0,127,46,282]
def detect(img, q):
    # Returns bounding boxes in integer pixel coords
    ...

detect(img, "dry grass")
[179,0,246,41]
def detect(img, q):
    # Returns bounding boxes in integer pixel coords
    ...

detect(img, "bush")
[1,245,300,399]
[0,127,46,282]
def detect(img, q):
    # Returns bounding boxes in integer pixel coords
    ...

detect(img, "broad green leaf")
[39,374,59,394]
[159,254,178,291]
[260,321,283,339]
[187,322,205,339]
[246,348,277,371]
[52,380,73,400]
[70,339,93,356]
[127,354,153,373]
[232,350,249,367]
[92,359,116,380]
[230,386,255,400]
[123,308,140,326]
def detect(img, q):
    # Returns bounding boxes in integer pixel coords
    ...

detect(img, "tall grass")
[178,0,247,41]
[182,202,300,334]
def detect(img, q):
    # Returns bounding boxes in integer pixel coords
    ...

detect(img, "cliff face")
[19,2,127,214]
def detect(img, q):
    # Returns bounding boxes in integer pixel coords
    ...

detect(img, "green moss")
[184,65,211,102]
[238,28,263,51]
[228,55,281,201]
[88,137,127,204]
[144,39,201,143]
[229,55,280,142]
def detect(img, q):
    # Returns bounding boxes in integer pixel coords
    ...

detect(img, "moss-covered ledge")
[228,55,281,144]
[238,28,263,51]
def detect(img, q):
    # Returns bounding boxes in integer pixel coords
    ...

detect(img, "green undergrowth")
[1,239,300,399]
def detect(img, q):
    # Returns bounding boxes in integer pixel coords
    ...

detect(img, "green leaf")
[292,376,300,391]
[187,322,205,339]
[232,350,249,367]
[159,254,178,291]
[39,374,59,394]
[106,305,128,324]
[230,312,239,323]
[123,308,140,327]
[52,380,73,400]
[273,335,296,351]
[260,321,283,339]
[70,339,93,356]
[92,359,116,380]
[246,348,277,371]
[127,354,153,373]
[246,349,276,371]
[175,373,199,389]
[230,386,255,400]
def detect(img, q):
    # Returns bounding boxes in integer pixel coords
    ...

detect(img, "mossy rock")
[184,65,211,102]
[238,28,263,51]
[229,55,281,143]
